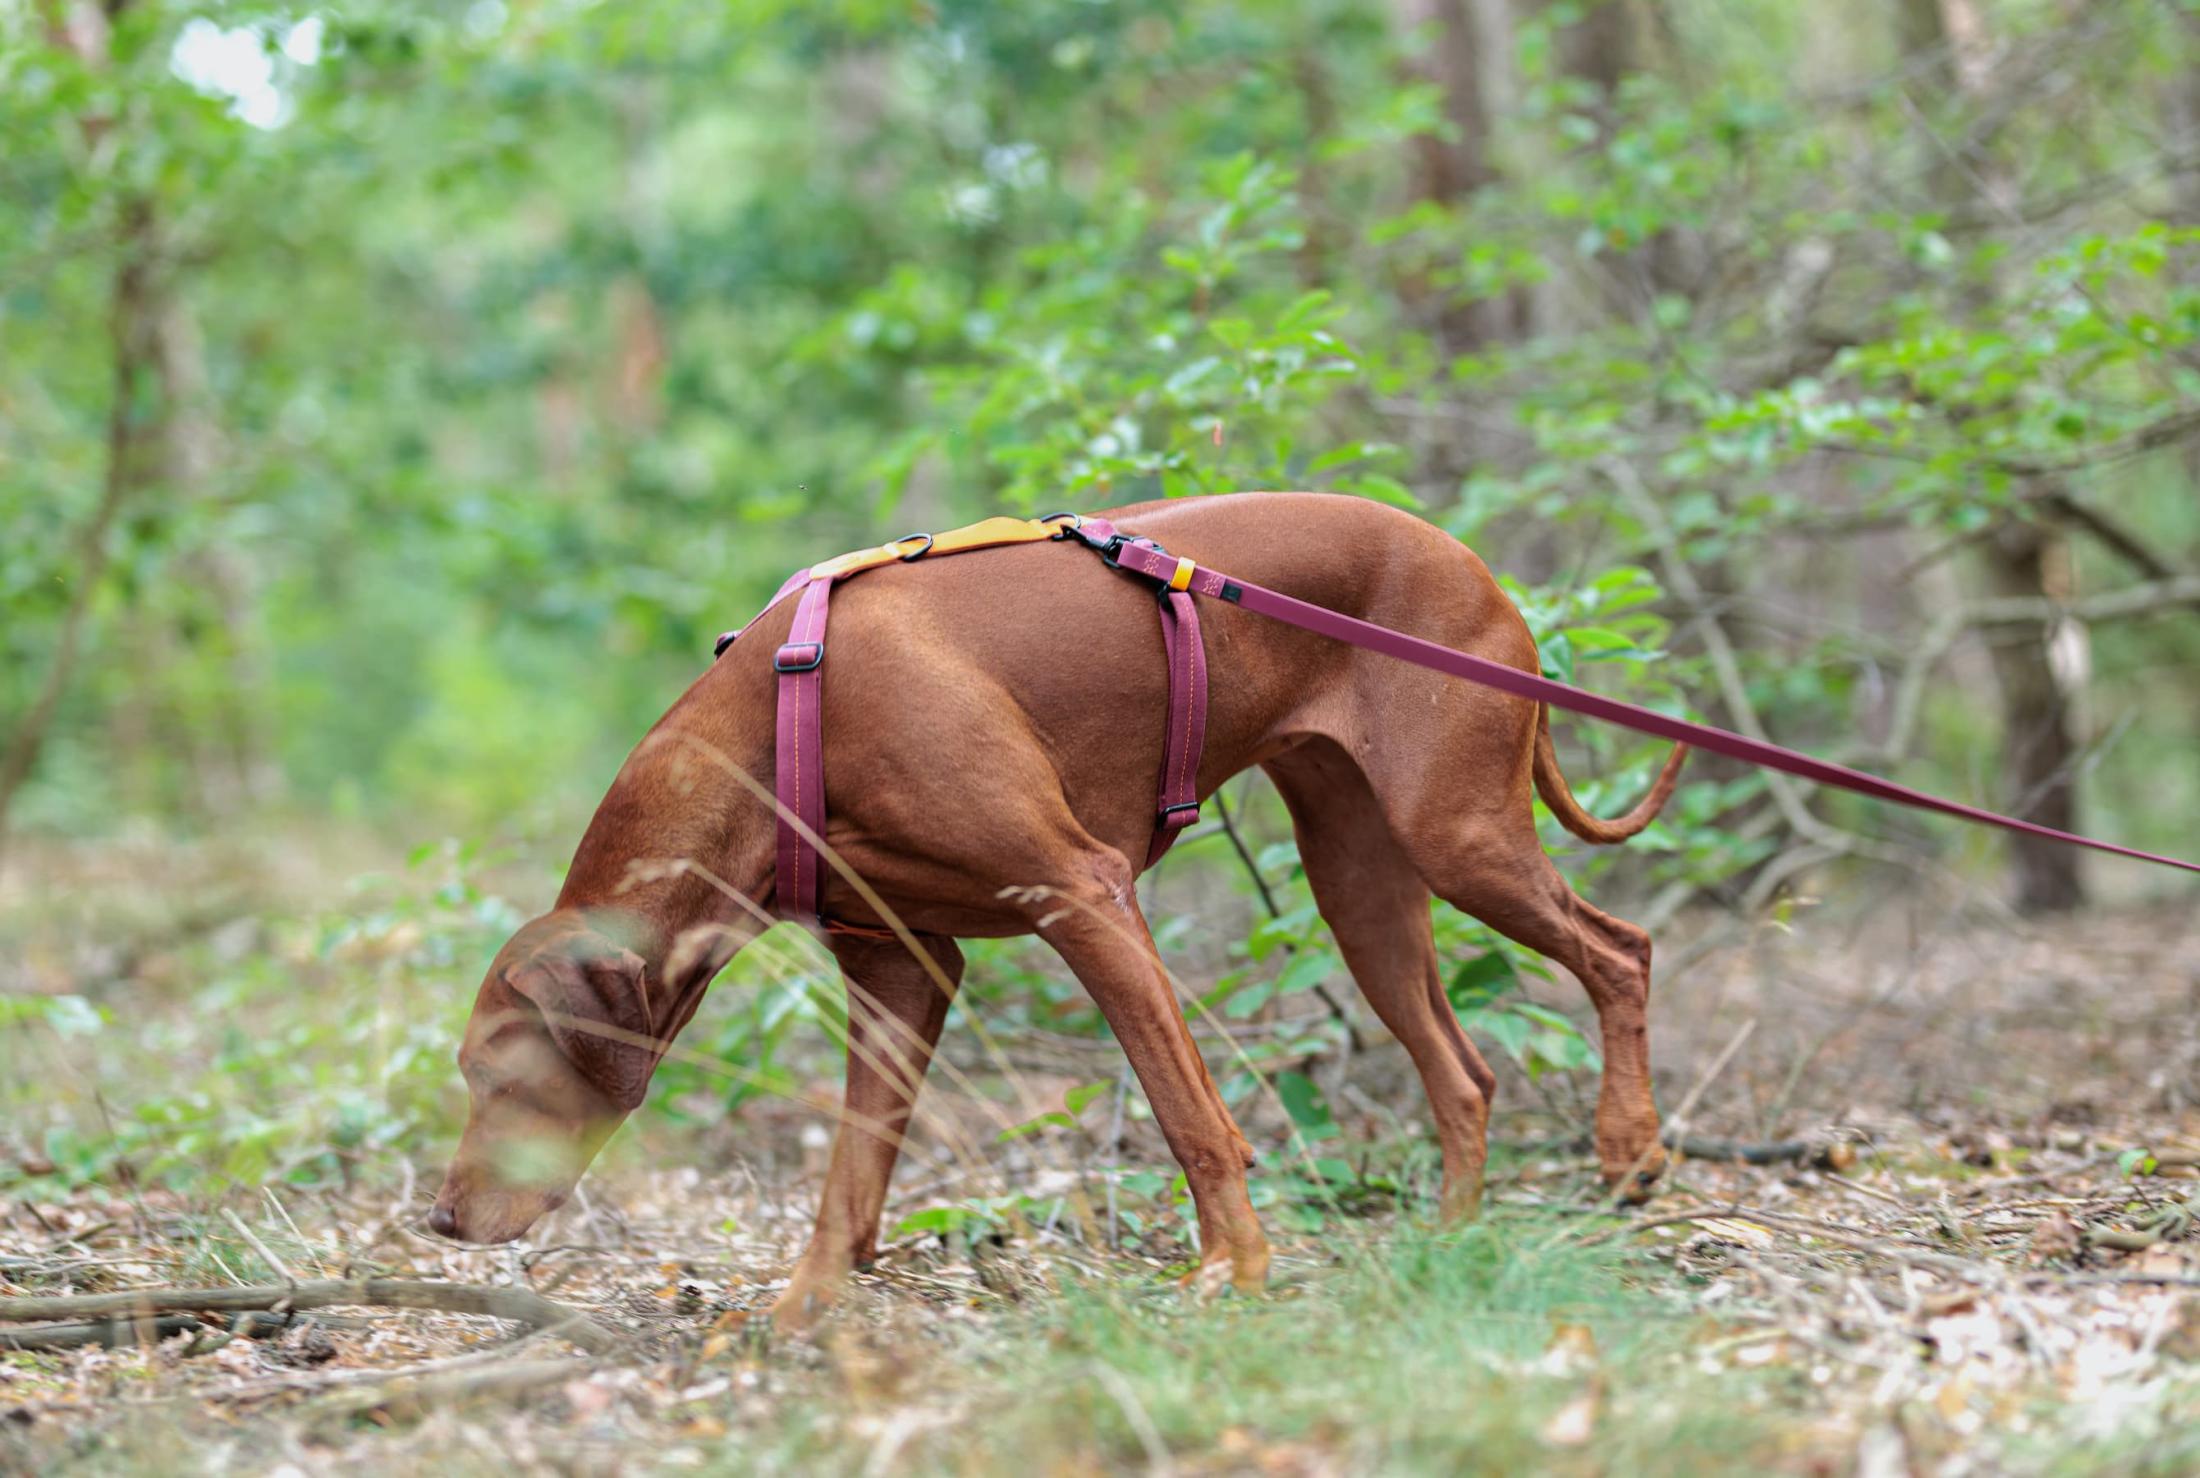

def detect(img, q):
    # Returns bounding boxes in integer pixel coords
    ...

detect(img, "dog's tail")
[1532,705,1687,844]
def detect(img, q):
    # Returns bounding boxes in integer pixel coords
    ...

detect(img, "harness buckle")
[773,641,824,673]
[1099,532,1150,570]
[1159,800,1201,826]
[890,531,935,562]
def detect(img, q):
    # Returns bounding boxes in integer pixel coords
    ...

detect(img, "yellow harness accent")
[806,515,1059,582]
[1167,556,1197,592]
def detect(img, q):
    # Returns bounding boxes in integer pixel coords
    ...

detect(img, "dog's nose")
[426,1201,459,1239]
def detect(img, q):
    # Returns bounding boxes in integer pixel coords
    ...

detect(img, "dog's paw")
[768,1275,848,1333]
[1604,1145,1668,1205]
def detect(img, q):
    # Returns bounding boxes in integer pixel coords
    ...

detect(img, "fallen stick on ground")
[0,1310,365,1353]
[1530,1130,1858,1170]
[1670,1134,1858,1170]
[0,1279,622,1355]
[2083,1187,2197,1252]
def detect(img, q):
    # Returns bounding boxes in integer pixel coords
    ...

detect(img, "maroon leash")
[1057,514,2200,879]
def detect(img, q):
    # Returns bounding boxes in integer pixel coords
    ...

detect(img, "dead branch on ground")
[0,1278,623,1355]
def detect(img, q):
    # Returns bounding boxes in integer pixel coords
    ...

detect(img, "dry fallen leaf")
[2128,1244,2192,1278]
[1934,1367,1975,1422]
[1695,1217,1776,1249]
[2028,1210,2082,1264]
[1541,1385,1600,1447]
[1537,1321,1600,1376]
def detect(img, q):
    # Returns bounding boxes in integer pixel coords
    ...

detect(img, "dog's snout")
[426,1201,460,1239]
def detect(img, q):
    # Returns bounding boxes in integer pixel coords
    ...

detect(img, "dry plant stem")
[0,1279,622,1355]
[222,1207,298,1285]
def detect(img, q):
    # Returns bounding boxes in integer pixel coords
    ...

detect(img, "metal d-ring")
[891,531,935,562]
[1038,510,1084,537]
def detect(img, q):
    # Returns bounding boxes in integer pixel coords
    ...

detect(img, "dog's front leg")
[773,932,964,1329]
[1034,878,1271,1297]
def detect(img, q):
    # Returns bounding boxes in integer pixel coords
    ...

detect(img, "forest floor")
[1,839,2197,1475]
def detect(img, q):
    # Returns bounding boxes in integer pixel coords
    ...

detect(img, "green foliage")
[0,841,512,1194]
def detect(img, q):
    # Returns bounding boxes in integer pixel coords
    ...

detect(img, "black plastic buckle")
[1100,532,1155,570]
[713,630,739,659]
[1159,801,1201,826]
[773,641,824,673]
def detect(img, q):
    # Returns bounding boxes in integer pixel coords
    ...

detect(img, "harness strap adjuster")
[773,641,824,673]
[1159,800,1201,826]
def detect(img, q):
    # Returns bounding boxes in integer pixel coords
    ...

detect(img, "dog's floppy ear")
[505,936,655,1112]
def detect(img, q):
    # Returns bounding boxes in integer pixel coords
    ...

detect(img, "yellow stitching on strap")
[1169,556,1196,592]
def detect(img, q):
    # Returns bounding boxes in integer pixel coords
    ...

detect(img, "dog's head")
[428,912,657,1244]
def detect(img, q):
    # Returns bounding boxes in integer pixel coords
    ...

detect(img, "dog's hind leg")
[1267,744,1497,1220]
[1027,854,1271,1296]
[775,932,963,1328]
[1401,810,1666,1202]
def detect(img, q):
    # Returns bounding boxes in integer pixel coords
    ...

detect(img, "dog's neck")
[551,703,779,1013]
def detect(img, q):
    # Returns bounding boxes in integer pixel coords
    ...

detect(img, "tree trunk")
[1391,0,1523,350]
[1899,0,2087,912]
[0,196,159,856]
[1980,520,2087,912]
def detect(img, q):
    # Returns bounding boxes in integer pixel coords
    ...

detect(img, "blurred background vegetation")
[3,0,2199,1194]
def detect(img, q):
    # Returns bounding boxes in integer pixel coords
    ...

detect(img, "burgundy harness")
[715,515,1214,931]
[717,511,2199,932]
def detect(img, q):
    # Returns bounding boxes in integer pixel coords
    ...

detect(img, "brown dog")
[429,492,1683,1321]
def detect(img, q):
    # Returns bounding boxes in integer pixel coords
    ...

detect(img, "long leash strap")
[1060,516,2200,878]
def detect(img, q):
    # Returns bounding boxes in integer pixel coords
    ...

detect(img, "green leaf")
[1064,1080,1113,1116]
[1541,631,1576,684]
[997,1111,1074,1142]
[1274,949,1338,996]
[1275,1071,1338,1140]
[1447,951,1518,1011]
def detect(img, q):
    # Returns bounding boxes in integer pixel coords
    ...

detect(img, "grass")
[713,1221,1789,1475]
